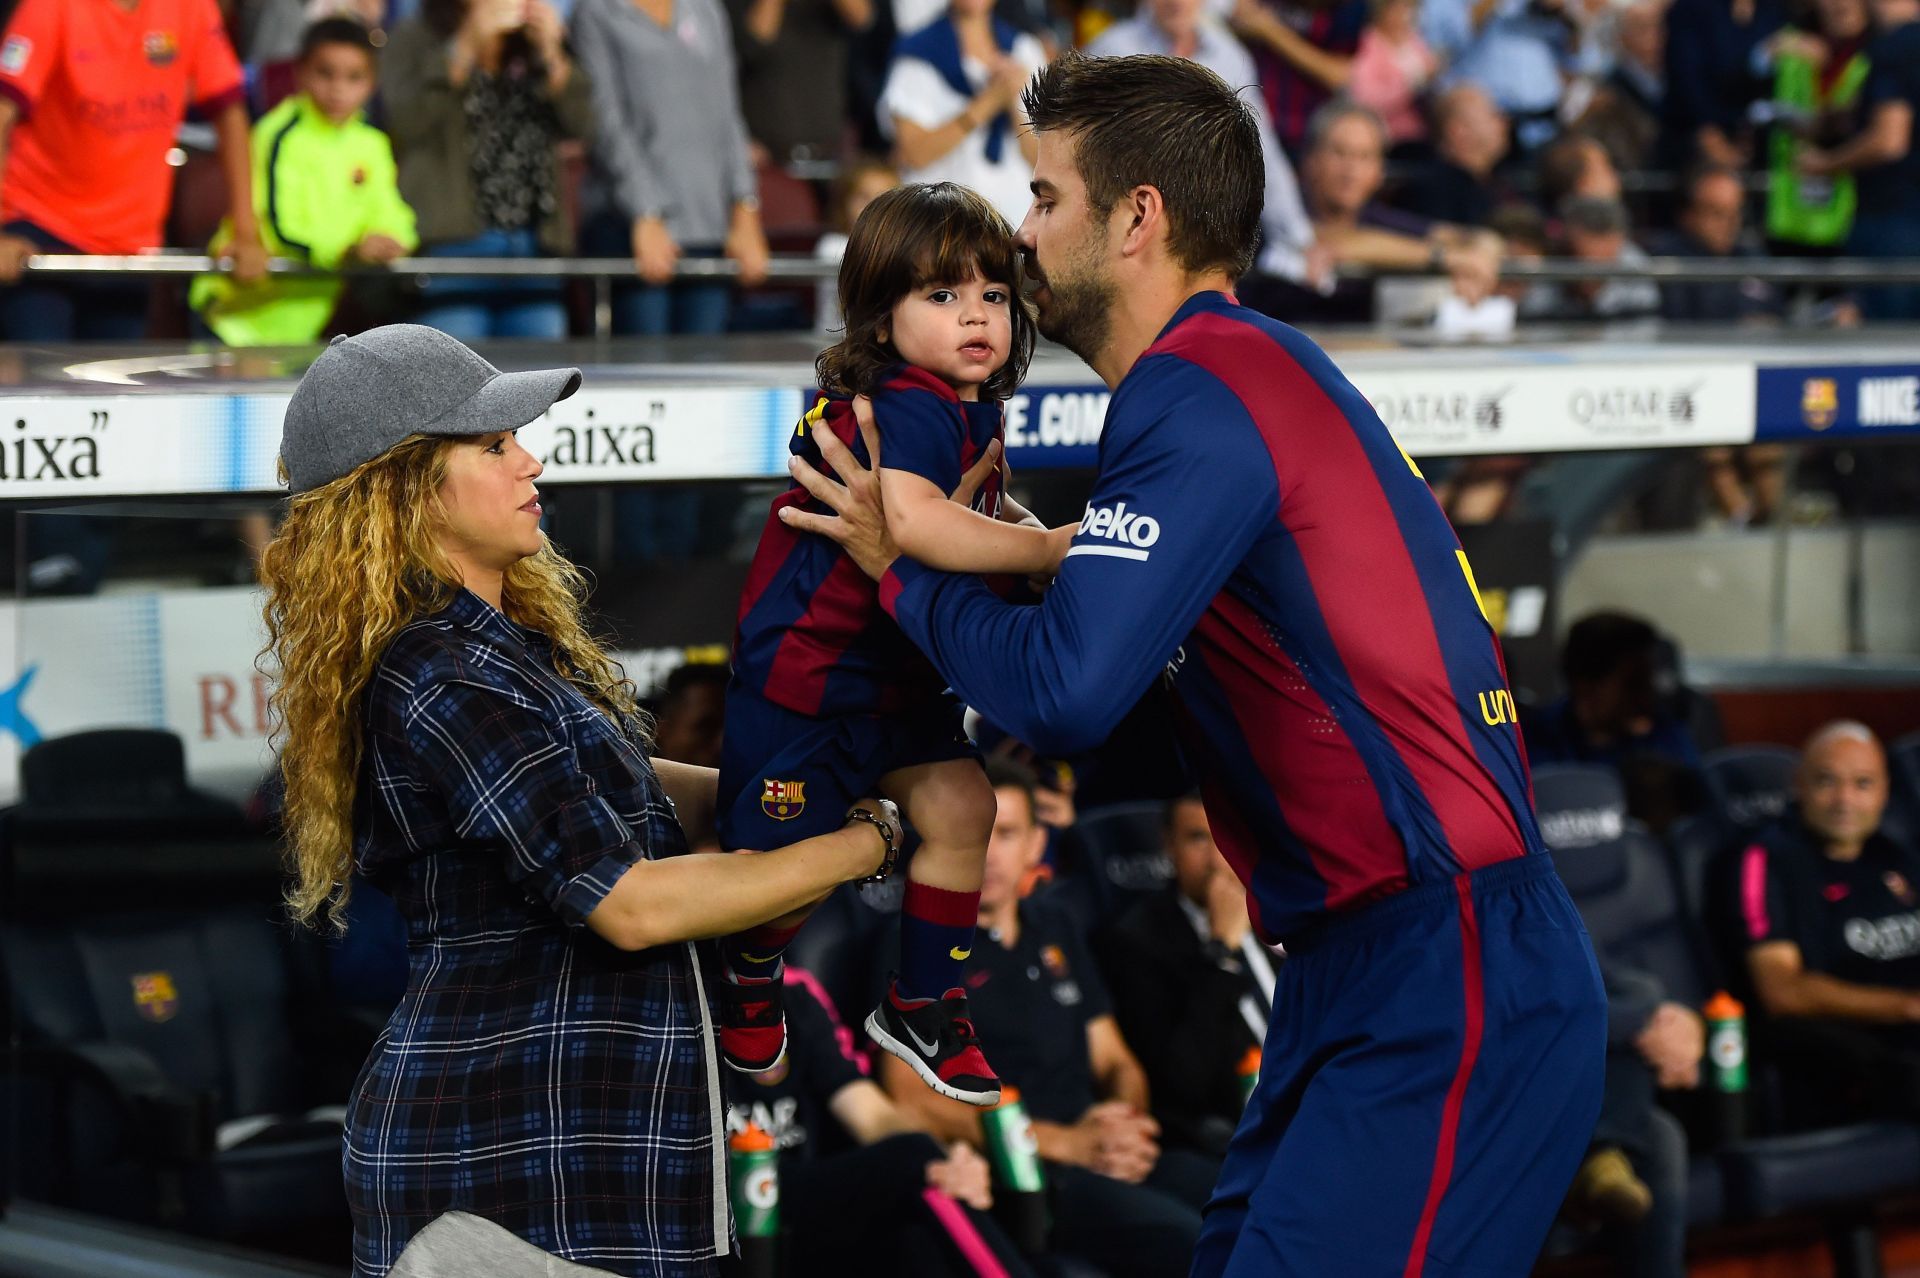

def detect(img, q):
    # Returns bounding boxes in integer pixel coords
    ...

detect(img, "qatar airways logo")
[1069,501,1161,562]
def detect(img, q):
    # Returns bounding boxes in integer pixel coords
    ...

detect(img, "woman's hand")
[633,215,680,286]
[525,0,568,61]
[726,204,771,288]
[842,796,903,880]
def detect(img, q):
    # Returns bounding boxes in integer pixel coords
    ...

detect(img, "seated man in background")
[1523,610,1709,830]
[878,759,1219,1278]
[1389,83,1514,228]
[1521,196,1661,321]
[1293,100,1503,323]
[1099,791,1274,1157]
[729,967,1038,1278]
[1562,954,1702,1278]
[648,660,729,850]
[1645,163,1780,323]
[1728,721,1920,1123]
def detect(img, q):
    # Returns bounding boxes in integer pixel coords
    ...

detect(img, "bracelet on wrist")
[846,798,904,883]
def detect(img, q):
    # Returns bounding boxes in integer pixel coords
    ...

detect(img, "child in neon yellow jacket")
[193,18,417,346]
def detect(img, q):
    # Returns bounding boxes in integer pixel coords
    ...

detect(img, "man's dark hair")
[1562,611,1661,685]
[984,756,1041,823]
[301,15,376,61]
[1021,52,1263,279]
[1538,132,1605,211]
[657,660,728,708]
[817,182,1036,401]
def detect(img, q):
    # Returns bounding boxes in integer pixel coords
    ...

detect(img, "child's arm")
[879,466,1072,575]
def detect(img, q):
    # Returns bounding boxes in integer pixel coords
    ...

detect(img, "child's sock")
[896,880,981,1001]
[720,921,802,985]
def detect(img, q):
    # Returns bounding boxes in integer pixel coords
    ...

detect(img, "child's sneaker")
[717,977,786,1073]
[864,980,1001,1106]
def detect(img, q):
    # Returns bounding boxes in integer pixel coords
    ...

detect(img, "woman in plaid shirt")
[259,325,919,1277]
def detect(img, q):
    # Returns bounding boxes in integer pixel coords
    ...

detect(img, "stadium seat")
[0,732,358,1251]
[1702,745,1800,831]
[1068,801,1174,924]
[784,881,896,1025]
[1888,732,1920,841]
[1533,765,1711,1012]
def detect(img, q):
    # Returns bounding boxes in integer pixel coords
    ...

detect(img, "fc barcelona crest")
[1802,378,1838,431]
[762,779,806,820]
[132,971,179,1023]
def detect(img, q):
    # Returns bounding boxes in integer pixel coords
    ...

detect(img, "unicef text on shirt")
[1003,391,1109,450]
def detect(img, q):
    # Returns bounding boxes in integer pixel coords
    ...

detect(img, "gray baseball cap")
[280,324,582,494]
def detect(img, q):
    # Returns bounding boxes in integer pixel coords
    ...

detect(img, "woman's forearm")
[587,824,884,950]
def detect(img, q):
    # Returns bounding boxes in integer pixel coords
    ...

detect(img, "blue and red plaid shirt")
[346,588,729,1278]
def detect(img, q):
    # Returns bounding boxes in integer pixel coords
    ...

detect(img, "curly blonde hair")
[259,435,644,932]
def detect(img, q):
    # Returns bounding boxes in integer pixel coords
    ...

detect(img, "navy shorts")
[1193,855,1606,1278]
[717,680,980,851]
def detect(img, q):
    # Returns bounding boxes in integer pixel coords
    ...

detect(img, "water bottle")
[728,1123,780,1278]
[1237,1046,1262,1109]
[1704,991,1748,1145]
[980,1085,1049,1254]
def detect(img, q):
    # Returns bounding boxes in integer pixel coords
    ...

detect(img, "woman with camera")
[383,0,596,339]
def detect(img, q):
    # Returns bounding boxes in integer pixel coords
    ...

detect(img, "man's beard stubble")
[1032,227,1116,366]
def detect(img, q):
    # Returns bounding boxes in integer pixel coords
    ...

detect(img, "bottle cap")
[1704,990,1745,1020]
[1238,1046,1263,1075]
[729,1122,775,1153]
[993,1085,1023,1107]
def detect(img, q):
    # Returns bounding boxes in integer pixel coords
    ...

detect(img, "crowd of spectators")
[0,0,1911,341]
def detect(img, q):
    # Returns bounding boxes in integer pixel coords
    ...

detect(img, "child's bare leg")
[883,758,994,1000]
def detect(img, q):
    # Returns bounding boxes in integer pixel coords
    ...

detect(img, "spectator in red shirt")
[0,0,266,340]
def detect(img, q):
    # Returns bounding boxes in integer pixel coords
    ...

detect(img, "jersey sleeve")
[879,356,1280,755]
[873,383,966,490]
[0,0,63,118]
[187,0,244,113]
[1736,839,1802,951]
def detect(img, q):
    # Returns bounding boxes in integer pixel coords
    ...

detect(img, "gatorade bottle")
[1237,1046,1262,1108]
[980,1085,1049,1255]
[728,1123,780,1278]
[1704,991,1748,1145]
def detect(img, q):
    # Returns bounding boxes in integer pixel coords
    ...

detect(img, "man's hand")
[1084,1101,1159,1183]
[1796,147,1837,177]
[1634,1002,1705,1090]
[1442,240,1500,306]
[780,396,899,579]
[0,234,35,284]
[925,1140,993,1210]
[952,436,1003,507]
[229,234,270,285]
[1206,864,1250,950]
[353,234,410,265]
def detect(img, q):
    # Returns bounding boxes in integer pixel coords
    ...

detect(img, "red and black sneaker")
[864,980,1001,1107]
[717,977,787,1073]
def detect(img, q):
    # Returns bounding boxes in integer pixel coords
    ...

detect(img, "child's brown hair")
[816,182,1036,403]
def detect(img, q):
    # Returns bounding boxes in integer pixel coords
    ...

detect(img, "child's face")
[301,43,377,124]
[883,272,1014,400]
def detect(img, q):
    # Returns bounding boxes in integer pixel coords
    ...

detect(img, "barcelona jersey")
[877,292,1547,943]
[733,364,1005,719]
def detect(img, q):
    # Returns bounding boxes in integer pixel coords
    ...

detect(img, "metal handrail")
[23,252,1920,285]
